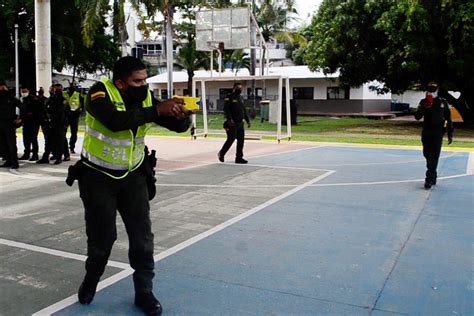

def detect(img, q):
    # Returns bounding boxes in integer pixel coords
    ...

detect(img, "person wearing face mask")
[19,87,43,161]
[415,81,454,189]
[71,56,190,316]
[47,83,70,164]
[63,82,84,153]
[0,80,22,169]
[218,82,251,164]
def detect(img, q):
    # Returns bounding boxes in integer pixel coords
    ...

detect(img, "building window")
[327,87,350,100]
[293,87,314,100]
[183,89,199,97]
[160,89,175,99]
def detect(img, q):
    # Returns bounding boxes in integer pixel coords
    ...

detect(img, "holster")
[143,146,158,201]
[65,160,85,187]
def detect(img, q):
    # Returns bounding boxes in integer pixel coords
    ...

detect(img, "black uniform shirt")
[415,97,453,138]
[0,92,21,122]
[223,92,249,124]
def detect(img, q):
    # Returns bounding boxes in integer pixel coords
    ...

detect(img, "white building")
[147,65,393,114]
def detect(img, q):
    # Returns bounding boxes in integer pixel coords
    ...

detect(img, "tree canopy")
[0,0,120,90]
[304,0,474,123]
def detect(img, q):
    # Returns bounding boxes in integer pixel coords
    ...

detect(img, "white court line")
[467,152,474,175]
[304,152,458,167]
[33,170,336,316]
[156,183,300,188]
[0,238,129,269]
[222,162,332,172]
[248,145,321,159]
[310,173,469,187]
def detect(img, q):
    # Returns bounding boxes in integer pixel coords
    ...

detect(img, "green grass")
[79,114,474,148]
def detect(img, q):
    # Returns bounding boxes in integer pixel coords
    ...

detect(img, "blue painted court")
[49,144,473,316]
[1,141,472,316]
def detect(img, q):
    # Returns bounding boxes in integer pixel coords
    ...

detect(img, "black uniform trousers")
[68,111,80,151]
[51,125,69,160]
[0,122,19,167]
[78,167,155,294]
[39,124,52,160]
[421,130,443,183]
[220,122,245,159]
[22,122,40,156]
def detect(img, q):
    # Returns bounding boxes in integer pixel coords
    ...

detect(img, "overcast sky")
[292,0,323,27]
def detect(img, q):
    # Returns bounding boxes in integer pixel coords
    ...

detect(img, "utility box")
[259,100,270,122]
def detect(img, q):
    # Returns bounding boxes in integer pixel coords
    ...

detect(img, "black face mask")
[427,86,437,93]
[126,85,148,102]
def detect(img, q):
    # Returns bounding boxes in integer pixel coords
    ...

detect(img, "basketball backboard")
[196,7,251,51]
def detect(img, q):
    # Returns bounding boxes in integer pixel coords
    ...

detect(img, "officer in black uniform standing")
[218,82,251,164]
[19,87,43,161]
[415,82,454,189]
[49,83,70,164]
[0,80,22,169]
[72,57,190,316]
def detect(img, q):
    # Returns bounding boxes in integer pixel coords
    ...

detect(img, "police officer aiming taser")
[415,81,453,189]
[72,56,190,316]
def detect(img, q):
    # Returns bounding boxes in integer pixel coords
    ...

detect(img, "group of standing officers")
[0,80,83,169]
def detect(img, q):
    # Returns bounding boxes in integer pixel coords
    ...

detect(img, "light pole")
[14,24,19,99]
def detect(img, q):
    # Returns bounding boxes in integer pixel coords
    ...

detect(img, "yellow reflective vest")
[81,79,152,179]
[63,91,82,111]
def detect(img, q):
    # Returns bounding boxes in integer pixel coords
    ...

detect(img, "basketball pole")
[35,0,52,97]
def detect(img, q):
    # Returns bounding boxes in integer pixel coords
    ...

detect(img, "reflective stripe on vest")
[63,91,81,111]
[81,79,152,177]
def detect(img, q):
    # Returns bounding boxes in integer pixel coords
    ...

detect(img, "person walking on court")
[63,82,83,153]
[218,82,251,164]
[415,81,453,189]
[72,56,190,316]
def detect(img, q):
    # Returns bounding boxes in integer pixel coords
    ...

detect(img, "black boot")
[18,153,30,160]
[218,151,224,162]
[424,181,432,190]
[135,292,162,316]
[235,158,248,164]
[29,154,39,161]
[36,157,49,164]
[78,278,98,305]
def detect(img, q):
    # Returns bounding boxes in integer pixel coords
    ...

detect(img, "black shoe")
[18,154,30,160]
[78,279,98,305]
[218,151,224,162]
[10,164,19,170]
[53,159,62,165]
[424,182,432,190]
[135,292,162,316]
[235,158,248,164]
[70,149,76,154]
[36,158,49,164]
[431,179,437,186]
[29,155,39,161]
[63,156,71,162]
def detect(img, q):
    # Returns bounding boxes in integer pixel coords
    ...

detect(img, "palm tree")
[255,0,299,72]
[175,40,208,95]
[230,50,251,76]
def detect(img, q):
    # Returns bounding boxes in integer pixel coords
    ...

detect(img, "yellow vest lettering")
[81,79,152,178]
